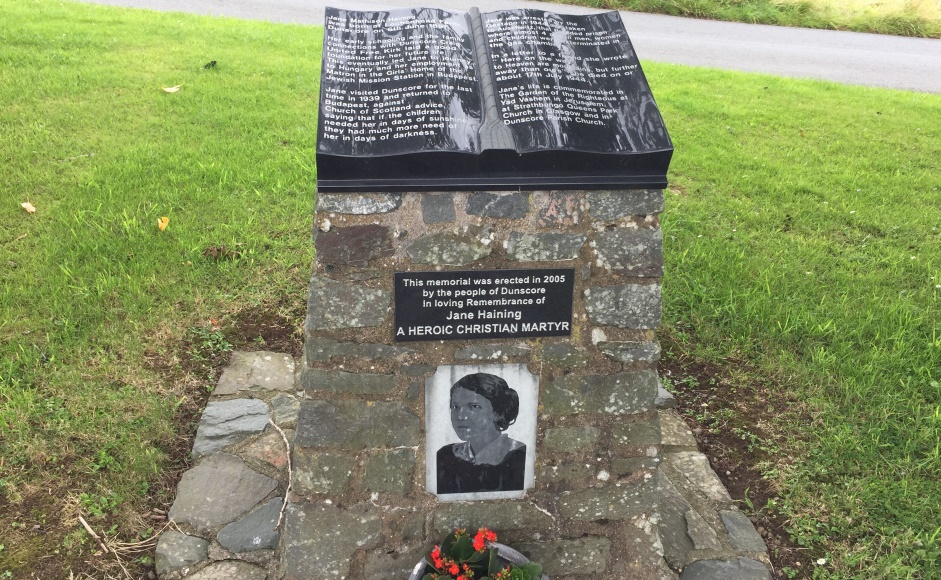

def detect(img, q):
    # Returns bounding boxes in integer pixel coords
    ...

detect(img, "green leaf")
[518,562,543,577]
[452,535,476,560]
[487,549,504,575]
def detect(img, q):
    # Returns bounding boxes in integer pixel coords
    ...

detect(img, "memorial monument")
[289,6,675,578]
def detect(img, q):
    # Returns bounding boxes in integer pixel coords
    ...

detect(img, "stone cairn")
[156,190,773,579]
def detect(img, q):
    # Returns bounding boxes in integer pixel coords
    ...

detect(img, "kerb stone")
[218,497,283,552]
[155,531,209,576]
[215,351,296,395]
[720,510,767,552]
[294,400,419,449]
[192,399,269,457]
[168,453,277,532]
[283,502,381,580]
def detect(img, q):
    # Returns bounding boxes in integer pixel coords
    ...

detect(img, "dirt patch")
[659,341,816,578]
[224,305,304,358]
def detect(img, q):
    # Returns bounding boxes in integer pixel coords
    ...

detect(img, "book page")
[482,10,672,154]
[318,7,482,156]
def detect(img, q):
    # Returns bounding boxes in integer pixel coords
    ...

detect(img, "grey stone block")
[283,502,381,580]
[720,510,767,552]
[365,546,427,580]
[542,370,658,415]
[454,344,529,361]
[557,478,658,521]
[215,351,296,395]
[300,366,393,395]
[660,411,697,451]
[192,399,269,457]
[305,275,390,330]
[295,400,420,449]
[317,192,401,214]
[168,454,277,533]
[422,193,456,223]
[292,449,356,494]
[433,502,552,535]
[679,558,771,580]
[155,531,208,576]
[686,508,722,551]
[466,191,530,219]
[539,343,588,368]
[612,415,661,448]
[584,283,661,329]
[657,382,677,409]
[316,224,394,266]
[587,189,664,219]
[516,537,611,576]
[599,341,661,364]
[406,225,493,265]
[363,448,415,493]
[537,462,594,482]
[593,228,663,276]
[218,497,282,552]
[611,457,660,476]
[663,452,733,504]
[188,560,267,580]
[658,473,696,569]
[305,337,412,363]
[544,427,600,452]
[506,232,586,261]
[538,191,582,226]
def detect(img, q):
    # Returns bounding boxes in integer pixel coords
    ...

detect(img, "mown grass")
[649,65,941,575]
[0,0,319,575]
[1,0,940,578]
[556,0,941,38]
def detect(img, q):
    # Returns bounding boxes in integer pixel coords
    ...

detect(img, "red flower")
[449,563,460,575]
[473,527,497,551]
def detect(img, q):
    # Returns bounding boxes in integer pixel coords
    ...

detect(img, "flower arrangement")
[421,527,543,580]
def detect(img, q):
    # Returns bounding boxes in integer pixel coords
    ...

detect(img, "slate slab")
[283,502,381,580]
[305,337,412,363]
[612,415,661,448]
[363,448,416,493]
[168,453,277,532]
[305,275,390,330]
[271,393,300,428]
[241,428,290,470]
[155,530,209,576]
[316,224,394,266]
[218,497,283,553]
[660,411,698,452]
[215,351,296,395]
[300,366,393,395]
[538,191,582,226]
[539,343,588,368]
[679,557,771,580]
[542,370,658,415]
[720,510,767,552]
[421,193,456,224]
[557,478,658,521]
[292,449,356,494]
[664,452,733,504]
[433,502,552,535]
[294,400,420,449]
[544,427,600,452]
[365,546,427,580]
[584,283,662,329]
[454,344,529,361]
[192,399,269,457]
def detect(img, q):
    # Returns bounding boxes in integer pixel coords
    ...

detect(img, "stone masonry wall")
[288,190,670,580]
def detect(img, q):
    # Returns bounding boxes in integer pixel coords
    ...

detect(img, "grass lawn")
[552,0,941,38]
[1,0,939,578]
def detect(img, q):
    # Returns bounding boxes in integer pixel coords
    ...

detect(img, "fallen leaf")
[162,85,181,93]
[203,60,217,69]
[157,216,170,231]
[21,202,36,214]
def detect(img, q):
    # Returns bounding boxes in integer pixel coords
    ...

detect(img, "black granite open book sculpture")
[316,7,673,192]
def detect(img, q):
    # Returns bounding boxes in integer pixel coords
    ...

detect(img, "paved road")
[79,0,941,93]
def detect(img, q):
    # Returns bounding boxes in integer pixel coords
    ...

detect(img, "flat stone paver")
[215,351,296,395]
[192,399,269,457]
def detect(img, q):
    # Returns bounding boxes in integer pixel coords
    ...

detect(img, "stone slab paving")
[156,351,772,579]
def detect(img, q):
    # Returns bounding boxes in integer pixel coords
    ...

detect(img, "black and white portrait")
[426,364,537,501]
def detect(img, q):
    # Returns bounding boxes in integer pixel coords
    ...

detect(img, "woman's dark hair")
[451,373,519,431]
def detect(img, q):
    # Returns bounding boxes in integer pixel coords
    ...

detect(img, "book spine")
[468,7,515,151]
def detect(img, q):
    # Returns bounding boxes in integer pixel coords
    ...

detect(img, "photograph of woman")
[436,372,526,494]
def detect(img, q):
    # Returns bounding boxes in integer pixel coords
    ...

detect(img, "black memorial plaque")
[317,7,672,192]
[394,268,575,342]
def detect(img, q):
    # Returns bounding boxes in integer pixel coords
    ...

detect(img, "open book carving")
[317,7,673,192]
